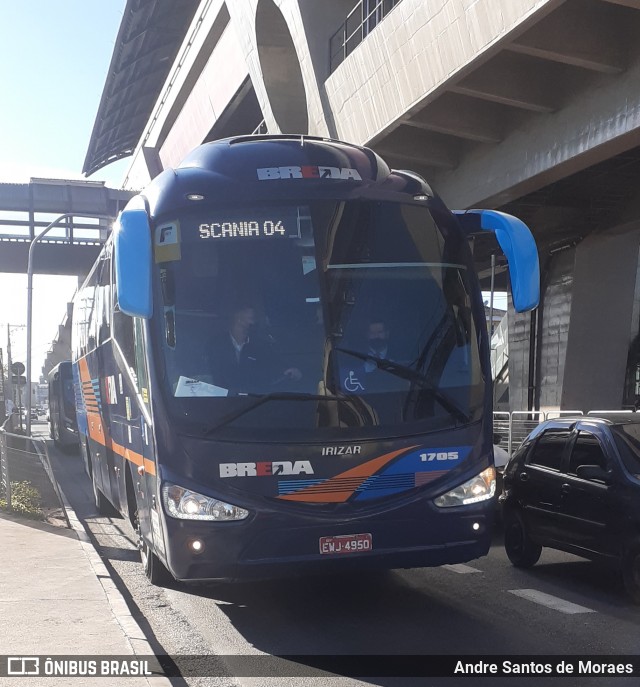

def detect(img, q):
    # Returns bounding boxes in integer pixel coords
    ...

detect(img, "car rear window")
[528,429,570,470]
[611,424,640,477]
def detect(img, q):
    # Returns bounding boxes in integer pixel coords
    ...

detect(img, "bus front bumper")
[159,500,495,581]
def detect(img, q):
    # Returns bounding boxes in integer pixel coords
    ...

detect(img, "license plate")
[319,533,372,555]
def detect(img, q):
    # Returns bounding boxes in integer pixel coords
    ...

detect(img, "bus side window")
[98,248,112,345]
[134,318,150,409]
[113,306,137,385]
[113,302,151,410]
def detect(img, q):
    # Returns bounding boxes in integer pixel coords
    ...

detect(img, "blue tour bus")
[72,135,539,584]
[48,361,79,451]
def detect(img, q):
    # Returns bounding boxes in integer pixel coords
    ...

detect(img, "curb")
[58,484,173,687]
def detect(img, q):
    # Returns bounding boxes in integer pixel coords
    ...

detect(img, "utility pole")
[6,324,13,415]
[26,212,113,435]
[0,347,5,425]
[6,324,26,432]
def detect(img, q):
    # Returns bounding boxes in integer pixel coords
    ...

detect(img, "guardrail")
[0,427,70,528]
[493,409,640,456]
[493,409,597,455]
[329,0,403,72]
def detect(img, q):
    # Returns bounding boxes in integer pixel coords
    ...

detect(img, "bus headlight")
[162,483,249,521]
[433,467,496,508]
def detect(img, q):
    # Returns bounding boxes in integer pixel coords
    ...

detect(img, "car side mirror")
[576,465,611,483]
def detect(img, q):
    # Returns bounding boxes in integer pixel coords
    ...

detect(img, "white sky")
[0,1,129,379]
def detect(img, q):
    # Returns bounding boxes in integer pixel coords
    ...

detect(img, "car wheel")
[504,508,542,568]
[622,542,640,604]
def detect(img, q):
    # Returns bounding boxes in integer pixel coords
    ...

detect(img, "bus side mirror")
[114,206,153,318]
[454,210,540,313]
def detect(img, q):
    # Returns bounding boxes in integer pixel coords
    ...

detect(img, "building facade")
[86,0,640,413]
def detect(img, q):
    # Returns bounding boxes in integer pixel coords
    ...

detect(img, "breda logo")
[219,461,314,478]
[257,166,362,181]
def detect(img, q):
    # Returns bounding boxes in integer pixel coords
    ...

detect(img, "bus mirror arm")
[454,210,540,313]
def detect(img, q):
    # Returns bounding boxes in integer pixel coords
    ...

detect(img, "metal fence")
[492,409,636,456]
[329,0,403,72]
[0,426,70,528]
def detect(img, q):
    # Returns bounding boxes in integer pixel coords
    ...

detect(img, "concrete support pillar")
[561,224,640,410]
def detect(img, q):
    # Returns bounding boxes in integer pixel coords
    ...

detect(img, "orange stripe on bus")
[77,358,156,477]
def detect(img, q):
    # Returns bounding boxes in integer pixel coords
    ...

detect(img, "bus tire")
[131,487,173,587]
[51,423,60,449]
[503,508,542,568]
[622,541,640,604]
[140,538,173,586]
[93,477,111,516]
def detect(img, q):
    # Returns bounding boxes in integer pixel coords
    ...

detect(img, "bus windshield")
[152,199,483,439]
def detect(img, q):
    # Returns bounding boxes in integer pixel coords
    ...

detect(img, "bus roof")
[137,135,436,218]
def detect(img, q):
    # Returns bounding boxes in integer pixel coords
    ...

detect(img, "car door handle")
[561,483,571,495]
[519,472,529,482]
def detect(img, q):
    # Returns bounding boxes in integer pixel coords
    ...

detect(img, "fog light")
[189,539,205,554]
[472,522,480,531]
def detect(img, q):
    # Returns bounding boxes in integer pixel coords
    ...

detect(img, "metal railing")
[330,0,403,73]
[492,409,639,456]
[0,427,70,528]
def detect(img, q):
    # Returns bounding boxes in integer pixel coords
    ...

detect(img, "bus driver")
[208,305,301,392]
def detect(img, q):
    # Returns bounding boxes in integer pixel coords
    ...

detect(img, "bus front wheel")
[92,475,111,516]
[139,530,173,586]
[88,449,111,516]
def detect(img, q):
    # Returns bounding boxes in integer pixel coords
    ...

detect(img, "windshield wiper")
[202,391,345,436]
[335,347,470,424]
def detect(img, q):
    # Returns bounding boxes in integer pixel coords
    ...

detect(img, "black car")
[500,416,640,602]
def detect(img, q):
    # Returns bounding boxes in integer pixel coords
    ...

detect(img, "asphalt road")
[37,425,640,687]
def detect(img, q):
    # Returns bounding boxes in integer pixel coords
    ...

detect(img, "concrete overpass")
[0,179,134,381]
[0,179,133,275]
[84,0,640,413]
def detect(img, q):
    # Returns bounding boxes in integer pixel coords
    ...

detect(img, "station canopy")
[82,0,199,177]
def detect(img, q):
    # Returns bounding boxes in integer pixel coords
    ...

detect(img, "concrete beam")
[381,156,448,184]
[507,0,626,74]
[375,127,460,170]
[434,43,640,209]
[404,94,504,144]
[600,0,640,9]
[450,53,559,113]
[0,241,101,276]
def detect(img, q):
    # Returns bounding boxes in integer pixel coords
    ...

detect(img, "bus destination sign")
[198,206,301,241]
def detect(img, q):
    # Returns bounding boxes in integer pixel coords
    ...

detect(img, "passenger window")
[528,430,570,470]
[568,432,607,475]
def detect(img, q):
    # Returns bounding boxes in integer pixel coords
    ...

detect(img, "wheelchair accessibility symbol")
[344,370,364,392]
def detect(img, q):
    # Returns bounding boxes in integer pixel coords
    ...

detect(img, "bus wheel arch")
[86,441,111,516]
[128,466,173,586]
